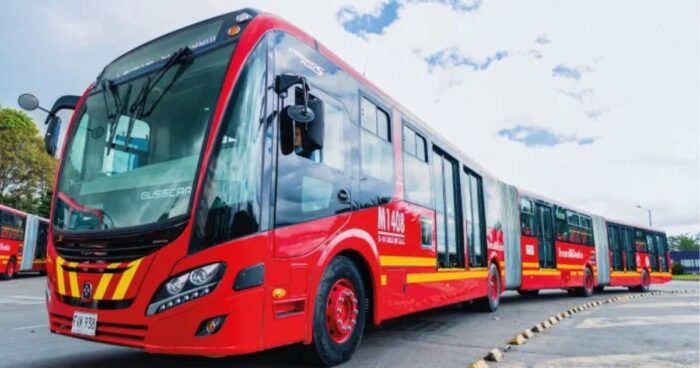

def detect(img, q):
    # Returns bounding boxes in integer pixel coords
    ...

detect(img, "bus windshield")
[54,42,235,232]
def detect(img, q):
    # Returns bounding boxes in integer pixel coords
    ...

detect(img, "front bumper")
[48,286,266,356]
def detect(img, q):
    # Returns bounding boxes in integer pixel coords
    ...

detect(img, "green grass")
[673,274,700,281]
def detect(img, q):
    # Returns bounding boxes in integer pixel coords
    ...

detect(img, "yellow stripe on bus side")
[611,271,641,277]
[523,269,561,276]
[522,262,539,269]
[406,271,488,284]
[56,257,66,295]
[112,259,143,300]
[379,256,436,267]
[94,263,121,300]
[68,262,79,297]
[557,264,583,270]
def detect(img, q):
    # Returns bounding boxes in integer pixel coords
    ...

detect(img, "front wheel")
[0,258,16,281]
[305,256,366,366]
[475,263,501,312]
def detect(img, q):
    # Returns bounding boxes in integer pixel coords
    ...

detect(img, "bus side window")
[1,211,13,239]
[555,207,568,241]
[402,123,431,207]
[357,96,394,207]
[275,91,354,227]
[520,198,535,236]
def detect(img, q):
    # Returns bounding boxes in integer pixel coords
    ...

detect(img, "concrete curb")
[466,289,698,368]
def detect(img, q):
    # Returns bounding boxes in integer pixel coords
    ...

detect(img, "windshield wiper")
[105,82,132,155]
[123,47,193,151]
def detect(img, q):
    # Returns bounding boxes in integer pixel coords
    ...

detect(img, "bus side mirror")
[18,93,78,156]
[275,74,325,155]
[45,116,62,156]
[296,93,324,151]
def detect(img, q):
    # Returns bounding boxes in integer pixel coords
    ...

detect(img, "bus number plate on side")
[71,312,97,336]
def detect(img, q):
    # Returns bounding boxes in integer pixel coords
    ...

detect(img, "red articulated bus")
[0,204,49,279]
[515,192,671,298]
[35,9,670,366]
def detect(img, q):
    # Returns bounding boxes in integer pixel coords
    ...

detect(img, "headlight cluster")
[147,263,225,316]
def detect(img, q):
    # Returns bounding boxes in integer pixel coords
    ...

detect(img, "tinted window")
[520,198,535,236]
[276,90,354,226]
[555,207,568,241]
[358,97,394,207]
[464,168,486,267]
[403,124,431,207]
[191,40,267,250]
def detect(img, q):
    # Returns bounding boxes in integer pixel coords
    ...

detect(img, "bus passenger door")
[535,204,555,269]
[431,147,463,269]
[608,225,624,271]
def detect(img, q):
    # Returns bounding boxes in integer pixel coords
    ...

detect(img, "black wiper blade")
[122,47,193,150]
[105,82,132,155]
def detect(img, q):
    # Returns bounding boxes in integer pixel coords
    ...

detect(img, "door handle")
[337,189,350,204]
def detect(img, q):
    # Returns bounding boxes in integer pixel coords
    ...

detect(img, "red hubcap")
[489,271,499,303]
[325,279,359,344]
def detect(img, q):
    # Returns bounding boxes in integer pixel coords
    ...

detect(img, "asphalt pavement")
[0,274,697,368]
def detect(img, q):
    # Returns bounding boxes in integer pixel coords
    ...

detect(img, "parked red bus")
[0,204,49,279]
[28,9,669,366]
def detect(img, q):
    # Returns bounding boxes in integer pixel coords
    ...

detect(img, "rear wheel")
[305,256,366,366]
[1,257,16,281]
[577,268,594,297]
[474,264,501,312]
[517,289,539,297]
[639,269,651,292]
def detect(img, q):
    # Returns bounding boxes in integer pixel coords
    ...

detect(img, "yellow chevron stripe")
[56,257,66,295]
[112,259,143,300]
[406,270,488,283]
[94,263,121,300]
[380,256,436,267]
[68,262,79,297]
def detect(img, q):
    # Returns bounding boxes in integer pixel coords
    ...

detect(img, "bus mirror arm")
[17,93,79,156]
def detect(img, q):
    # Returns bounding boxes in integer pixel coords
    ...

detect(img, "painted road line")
[614,301,698,308]
[576,314,699,329]
[13,324,48,330]
[6,295,44,300]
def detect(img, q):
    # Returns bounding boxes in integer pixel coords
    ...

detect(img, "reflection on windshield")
[54,43,235,232]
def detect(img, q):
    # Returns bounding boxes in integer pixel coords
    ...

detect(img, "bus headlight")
[147,263,225,316]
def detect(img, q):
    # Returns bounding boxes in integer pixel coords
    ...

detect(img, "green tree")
[668,233,700,252]
[0,108,56,217]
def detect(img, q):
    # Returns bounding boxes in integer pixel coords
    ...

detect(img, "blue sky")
[0,0,697,234]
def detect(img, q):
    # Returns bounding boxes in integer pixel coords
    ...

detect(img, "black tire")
[639,269,650,292]
[576,268,594,297]
[305,256,366,367]
[593,286,604,293]
[474,263,501,312]
[517,289,540,297]
[0,257,16,281]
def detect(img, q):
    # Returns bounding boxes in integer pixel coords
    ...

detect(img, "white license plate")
[71,312,97,337]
